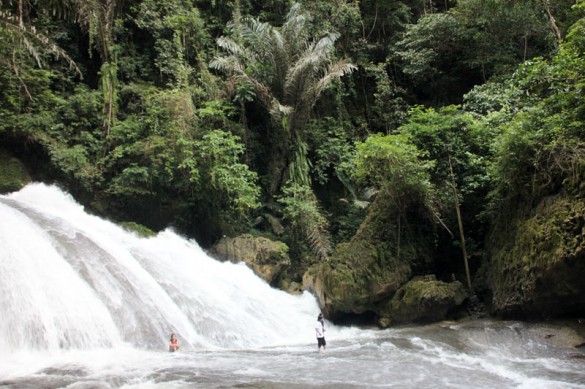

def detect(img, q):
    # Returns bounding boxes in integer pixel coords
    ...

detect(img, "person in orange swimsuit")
[169,333,180,352]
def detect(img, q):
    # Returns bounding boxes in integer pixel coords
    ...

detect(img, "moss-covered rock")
[0,149,31,193]
[479,194,585,318]
[303,240,412,317]
[378,275,468,326]
[210,234,290,286]
[120,221,157,237]
[303,191,436,320]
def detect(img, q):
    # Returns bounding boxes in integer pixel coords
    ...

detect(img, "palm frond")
[270,29,290,91]
[242,18,272,50]
[208,55,226,70]
[0,12,83,78]
[299,186,332,261]
[282,2,307,37]
[269,99,293,122]
[279,182,332,261]
[271,29,289,67]
[285,48,327,92]
[247,79,274,108]
[44,0,76,20]
[314,32,340,53]
[216,36,246,57]
[306,215,332,261]
[210,51,256,79]
[283,31,345,96]
[281,3,309,54]
[312,60,357,99]
[285,2,303,21]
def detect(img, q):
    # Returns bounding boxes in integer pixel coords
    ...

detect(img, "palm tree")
[0,0,82,100]
[1,0,119,135]
[210,2,356,259]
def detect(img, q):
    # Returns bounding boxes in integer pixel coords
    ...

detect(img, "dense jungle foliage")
[1,0,584,288]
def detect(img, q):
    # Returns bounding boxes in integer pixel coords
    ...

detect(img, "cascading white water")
[2,184,585,388]
[0,183,321,356]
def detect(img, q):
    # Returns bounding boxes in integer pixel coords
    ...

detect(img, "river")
[1,184,584,388]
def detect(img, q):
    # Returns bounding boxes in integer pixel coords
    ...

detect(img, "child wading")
[315,313,326,351]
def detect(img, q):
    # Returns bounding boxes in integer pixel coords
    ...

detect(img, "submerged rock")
[210,234,290,285]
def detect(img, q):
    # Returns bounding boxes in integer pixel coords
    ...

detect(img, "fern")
[279,182,332,261]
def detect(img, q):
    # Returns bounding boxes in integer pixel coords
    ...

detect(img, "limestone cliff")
[302,190,456,321]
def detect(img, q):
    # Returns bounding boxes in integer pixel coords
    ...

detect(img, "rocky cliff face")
[302,184,585,325]
[302,191,468,323]
[478,194,585,318]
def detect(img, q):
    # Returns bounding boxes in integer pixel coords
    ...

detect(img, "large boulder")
[377,275,468,327]
[210,234,290,285]
[478,194,585,318]
[302,240,412,318]
[302,191,435,320]
[0,149,31,194]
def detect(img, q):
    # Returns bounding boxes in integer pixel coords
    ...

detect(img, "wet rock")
[281,280,303,295]
[209,234,290,285]
[531,322,585,349]
[567,352,585,359]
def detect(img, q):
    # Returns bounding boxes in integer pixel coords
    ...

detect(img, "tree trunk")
[543,0,562,45]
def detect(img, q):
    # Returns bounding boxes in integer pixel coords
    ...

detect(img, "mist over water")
[1,183,585,388]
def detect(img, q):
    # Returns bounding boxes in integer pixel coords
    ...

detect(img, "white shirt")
[315,320,325,338]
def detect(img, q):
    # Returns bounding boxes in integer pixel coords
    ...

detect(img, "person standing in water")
[169,333,180,352]
[315,313,326,351]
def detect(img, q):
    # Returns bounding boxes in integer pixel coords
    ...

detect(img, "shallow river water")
[1,184,584,388]
[2,320,585,388]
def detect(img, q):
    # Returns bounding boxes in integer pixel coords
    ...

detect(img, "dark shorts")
[317,337,326,347]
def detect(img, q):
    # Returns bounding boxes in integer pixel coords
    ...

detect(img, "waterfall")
[0,183,320,355]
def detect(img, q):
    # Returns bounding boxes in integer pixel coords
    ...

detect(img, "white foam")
[0,183,323,354]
